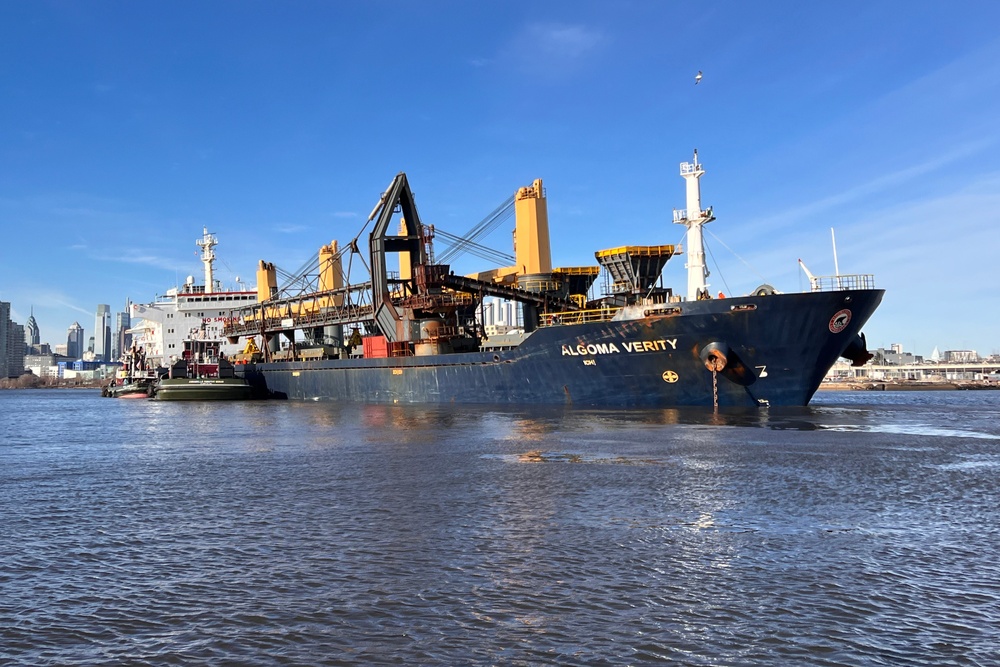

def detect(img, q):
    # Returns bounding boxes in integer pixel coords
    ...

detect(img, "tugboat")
[150,335,252,401]
[103,344,158,399]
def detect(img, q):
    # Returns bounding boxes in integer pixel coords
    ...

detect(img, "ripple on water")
[2,390,1000,664]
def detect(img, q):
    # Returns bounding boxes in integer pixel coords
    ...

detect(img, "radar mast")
[673,150,716,300]
[197,227,218,293]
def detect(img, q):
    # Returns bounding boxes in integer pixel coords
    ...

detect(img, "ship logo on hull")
[661,370,679,383]
[829,309,852,333]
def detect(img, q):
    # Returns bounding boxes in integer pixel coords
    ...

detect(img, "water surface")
[2,389,998,665]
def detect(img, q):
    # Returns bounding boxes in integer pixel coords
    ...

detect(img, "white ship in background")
[129,228,257,367]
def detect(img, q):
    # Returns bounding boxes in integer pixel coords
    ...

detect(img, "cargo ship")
[222,153,883,408]
[129,228,258,368]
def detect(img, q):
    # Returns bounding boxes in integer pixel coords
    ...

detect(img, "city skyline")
[2,3,999,357]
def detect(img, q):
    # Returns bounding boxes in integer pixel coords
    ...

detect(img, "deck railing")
[810,274,876,292]
[539,307,619,327]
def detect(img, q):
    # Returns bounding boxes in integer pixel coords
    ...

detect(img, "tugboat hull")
[152,378,252,401]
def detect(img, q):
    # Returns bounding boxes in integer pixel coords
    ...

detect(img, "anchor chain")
[712,369,719,410]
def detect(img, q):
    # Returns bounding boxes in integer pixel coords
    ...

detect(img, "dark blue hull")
[240,289,883,408]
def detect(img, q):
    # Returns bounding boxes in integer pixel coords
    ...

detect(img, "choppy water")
[2,389,999,665]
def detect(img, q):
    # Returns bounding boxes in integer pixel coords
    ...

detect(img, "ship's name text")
[561,338,677,357]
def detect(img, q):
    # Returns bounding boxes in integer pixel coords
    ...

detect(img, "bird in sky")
[695,70,703,84]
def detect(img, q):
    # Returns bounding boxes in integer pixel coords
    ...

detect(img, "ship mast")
[197,227,218,294]
[673,150,715,300]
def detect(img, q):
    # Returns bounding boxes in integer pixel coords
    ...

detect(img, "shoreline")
[818,382,998,392]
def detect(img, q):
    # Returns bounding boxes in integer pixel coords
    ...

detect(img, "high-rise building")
[7,325,25,378]
[0,301,9,378]
[24,307,40,354]
[476,297,520,336]
[94,304,111,362]
[113,303,131,362]
[67,321,84,359]
[1,301,26,378]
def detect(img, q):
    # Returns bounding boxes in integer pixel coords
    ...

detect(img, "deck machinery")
[594,245,679,304]
[223,173,625,361]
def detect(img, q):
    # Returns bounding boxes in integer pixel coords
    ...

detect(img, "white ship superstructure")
[129,228,257,366]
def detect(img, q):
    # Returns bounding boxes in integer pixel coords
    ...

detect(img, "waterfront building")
[874,345,921,366]
[476,297,521,336]
[944,350,979,363]
[826,358,1000,383]
[94,304,111,362]
[1,301,26,378]
[0,301,9,378]
[67,322,84,359]
[7,325,25,378]
[25,354,62,379]
[113,303,131,362]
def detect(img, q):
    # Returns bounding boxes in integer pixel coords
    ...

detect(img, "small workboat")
[103,345,158,398]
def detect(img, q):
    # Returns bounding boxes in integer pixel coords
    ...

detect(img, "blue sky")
[2,1,998,357]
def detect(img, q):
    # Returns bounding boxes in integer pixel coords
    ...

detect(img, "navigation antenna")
[831,227,845,290]
[831,228,840,277]
[673,150,716,301]
[196,227,218,294]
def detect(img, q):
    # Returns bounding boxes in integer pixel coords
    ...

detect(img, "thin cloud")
[275,223,309,234]
[50,206,119,218]
[744,140,995,233]
[530,24,604,59]
[712,170,1000,303]
[89,248,195,273]
[116,254,194,272]
[500,22,606,77]
[51,299,94,318]
[16,289,95,318]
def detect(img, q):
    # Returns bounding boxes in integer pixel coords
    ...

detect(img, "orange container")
[362,335,389,358]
